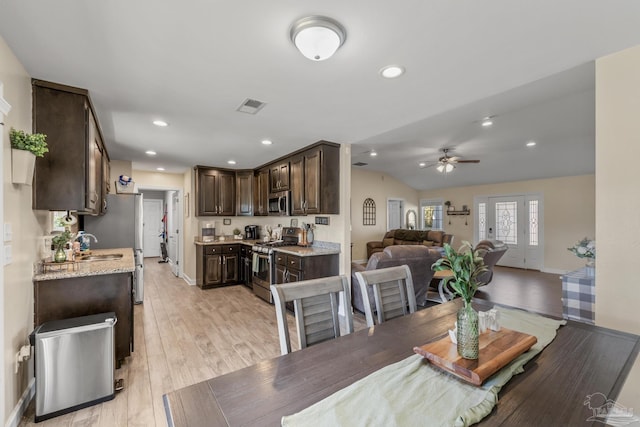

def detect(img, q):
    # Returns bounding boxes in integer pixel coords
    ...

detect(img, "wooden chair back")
[355,265,417,327]
[270,275,353,355]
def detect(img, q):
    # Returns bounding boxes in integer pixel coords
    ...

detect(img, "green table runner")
[282,307,566,427]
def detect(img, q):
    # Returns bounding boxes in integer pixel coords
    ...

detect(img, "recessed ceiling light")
[526,141,537,147]
[156,167,165,171]
[261,139,273,145]
[380,65,405,79]
[370,150,377,157]
[227,160,237,165]
[418,162,426,167]
[481,118,493,127]
[145,150,157,156]
[153,120,168,127]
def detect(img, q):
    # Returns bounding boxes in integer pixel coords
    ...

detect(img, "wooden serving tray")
[413,328,537,385]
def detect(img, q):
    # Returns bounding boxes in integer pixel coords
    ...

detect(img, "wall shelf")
[447,209,470,216]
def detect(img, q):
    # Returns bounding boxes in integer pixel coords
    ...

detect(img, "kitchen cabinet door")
[253,168,270,216]
[270,161,290,192]
[223,254,239,284]
[235,170,253,216]
[290,155,305,215]
[303,148,322,214]
[218,171,236,216]
[204,255,223,286]
[195,167,236,216]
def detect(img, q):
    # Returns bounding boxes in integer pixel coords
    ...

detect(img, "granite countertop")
[33,248,135,281]
[194,239,258,246]
[273,246,340,257]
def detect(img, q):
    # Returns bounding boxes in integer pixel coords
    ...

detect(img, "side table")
[561,267,595,324]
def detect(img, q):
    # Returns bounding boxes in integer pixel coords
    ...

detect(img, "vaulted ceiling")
[1,1,639,190]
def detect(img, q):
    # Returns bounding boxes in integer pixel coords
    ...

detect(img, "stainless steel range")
[251,227,300,303]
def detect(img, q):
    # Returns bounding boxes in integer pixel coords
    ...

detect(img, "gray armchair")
[351,245,442,314]
[474,240,508,286]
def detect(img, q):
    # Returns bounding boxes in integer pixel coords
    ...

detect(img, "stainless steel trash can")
[30,312,117,422]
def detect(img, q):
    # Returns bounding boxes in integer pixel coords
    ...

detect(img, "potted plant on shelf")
[51,230,73,263]
[9,128,48,185]
[432,241,489,359]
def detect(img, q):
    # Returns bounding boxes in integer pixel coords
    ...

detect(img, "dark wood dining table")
[163,299,640,427]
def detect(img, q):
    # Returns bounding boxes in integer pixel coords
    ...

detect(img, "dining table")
[163,299,640,427]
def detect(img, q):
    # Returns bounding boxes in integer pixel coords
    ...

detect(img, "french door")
[477,194,542,270]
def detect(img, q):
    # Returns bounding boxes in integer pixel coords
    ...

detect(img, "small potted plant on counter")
[233,228,243,240]
[9,127,48,185]
[51,230,73,263]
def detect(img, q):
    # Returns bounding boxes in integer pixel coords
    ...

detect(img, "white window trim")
[419,198,444,231]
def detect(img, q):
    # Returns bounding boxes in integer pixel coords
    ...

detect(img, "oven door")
[252,253,273,303]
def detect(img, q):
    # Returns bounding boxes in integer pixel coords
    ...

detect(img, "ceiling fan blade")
[457,159,480,163]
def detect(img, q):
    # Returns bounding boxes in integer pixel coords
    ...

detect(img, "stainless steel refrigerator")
[84,193,144,303]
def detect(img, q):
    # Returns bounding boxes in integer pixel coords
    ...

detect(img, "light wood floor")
[19,260,561,427]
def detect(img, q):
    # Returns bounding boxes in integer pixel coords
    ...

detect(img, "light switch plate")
[4,223,12,242]
[4,245,11,265]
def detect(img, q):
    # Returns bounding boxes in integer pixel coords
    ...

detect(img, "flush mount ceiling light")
[290,15,346,61]
[480,115,496,127]
[153,120,168,127]
[380,65,405,79]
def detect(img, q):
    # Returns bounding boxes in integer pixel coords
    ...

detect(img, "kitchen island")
[33,248,135,365]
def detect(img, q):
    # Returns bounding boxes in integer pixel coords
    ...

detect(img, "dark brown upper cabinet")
[290,143,340,215]
[32,80,109,214]
[253,168,270,216]
[195,166,236,216]
[235,170,254,216]
[270,161,290,193]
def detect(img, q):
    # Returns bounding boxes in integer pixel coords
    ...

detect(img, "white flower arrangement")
[568,237,596,259]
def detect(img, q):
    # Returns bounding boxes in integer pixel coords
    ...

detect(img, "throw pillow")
[383,237,395,247]
[422,240,434,247]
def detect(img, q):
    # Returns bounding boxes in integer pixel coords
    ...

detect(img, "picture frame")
[290,218,298,227]
[223,218,231,225]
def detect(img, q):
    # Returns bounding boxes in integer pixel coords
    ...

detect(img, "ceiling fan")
[423,148,480,173]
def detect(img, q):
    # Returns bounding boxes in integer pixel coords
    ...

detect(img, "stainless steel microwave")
[268,191,290,216]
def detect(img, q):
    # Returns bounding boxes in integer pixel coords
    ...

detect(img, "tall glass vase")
[457,301,479,359]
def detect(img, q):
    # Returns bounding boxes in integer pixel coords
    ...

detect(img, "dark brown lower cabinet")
[34,272,134,366]
[197,244,240,289]
[274,252,339,285]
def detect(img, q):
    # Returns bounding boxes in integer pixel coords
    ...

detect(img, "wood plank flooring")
[18,260,561,427]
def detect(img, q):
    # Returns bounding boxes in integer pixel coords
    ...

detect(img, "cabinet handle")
[223,256,226,265]
[219,257,222,265]
[290,260,295,265]
[103,199,107,211]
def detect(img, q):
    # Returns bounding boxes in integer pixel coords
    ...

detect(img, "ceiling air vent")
[353,162,368,166]
[237,98,267,114]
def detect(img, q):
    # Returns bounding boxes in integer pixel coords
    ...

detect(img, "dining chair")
[354,264,417,327]
[270,275,353,355]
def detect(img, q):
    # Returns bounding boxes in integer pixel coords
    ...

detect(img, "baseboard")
[6,377,35,427]
[182,273,196,286]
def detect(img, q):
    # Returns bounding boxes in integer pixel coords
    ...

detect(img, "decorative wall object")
[363,198,376,225]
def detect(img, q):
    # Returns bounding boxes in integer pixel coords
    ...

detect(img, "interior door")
[168,192,179,276]
[487,196,525,268]
[143,199,163,258]
[387,199,403,230]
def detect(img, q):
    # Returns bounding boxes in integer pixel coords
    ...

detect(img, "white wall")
[350,168,419,261]
[595,42,640,420]
[418,175,595,272]
[0,36,50,424]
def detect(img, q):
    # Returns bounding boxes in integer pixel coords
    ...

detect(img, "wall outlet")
[315,216,330,226]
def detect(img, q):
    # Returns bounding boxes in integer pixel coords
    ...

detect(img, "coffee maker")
[245,225,259,240]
